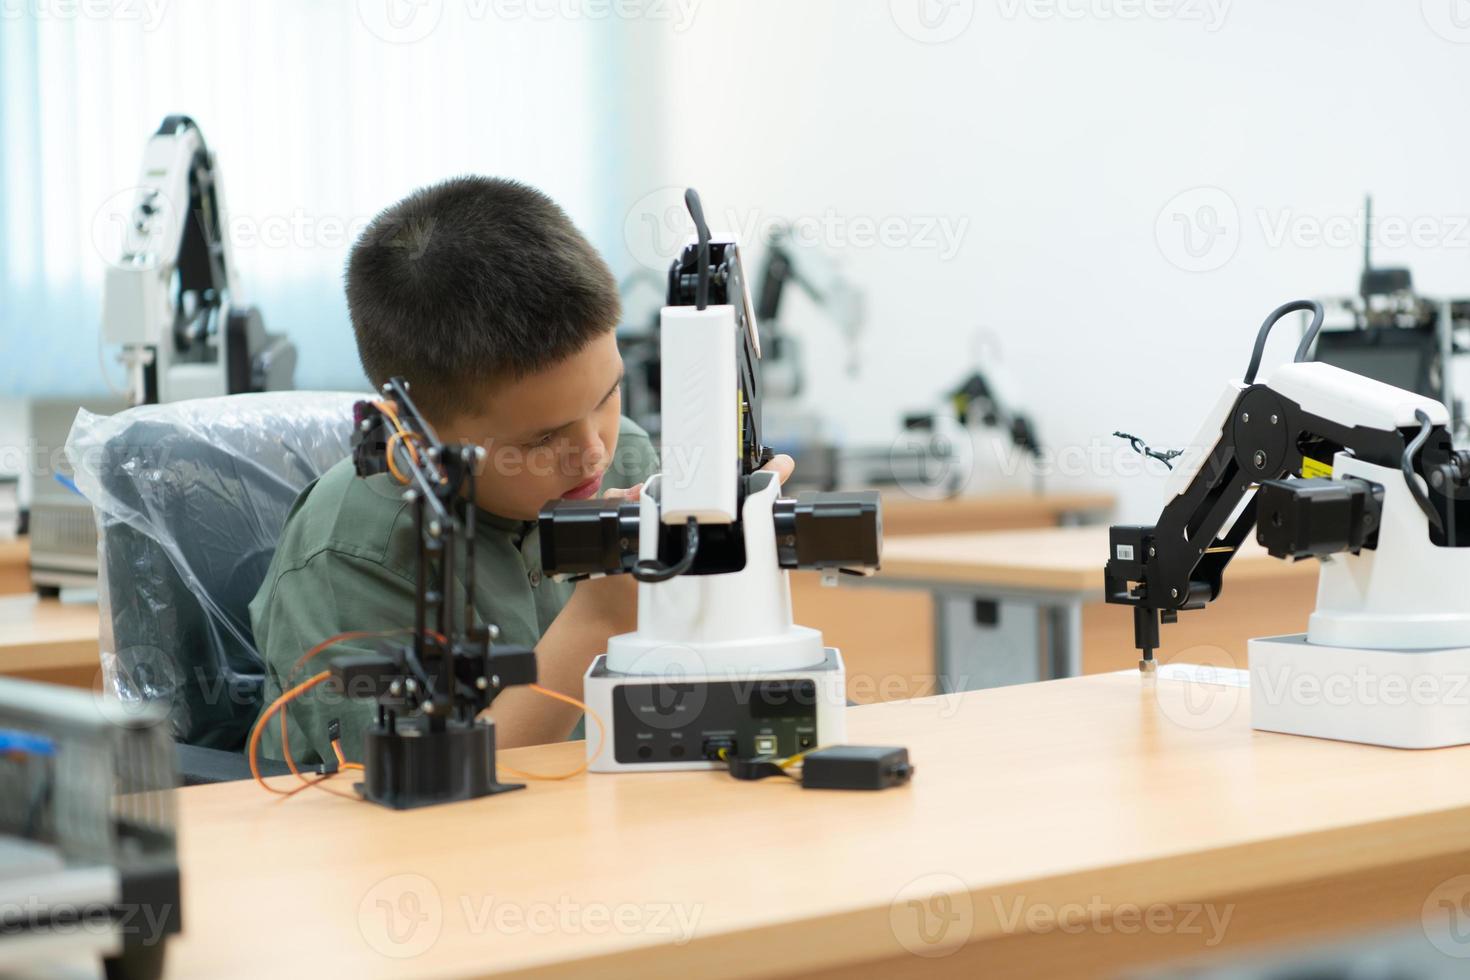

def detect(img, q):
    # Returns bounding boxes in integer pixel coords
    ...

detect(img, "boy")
[251,176,791,764]
[252,177,650,765]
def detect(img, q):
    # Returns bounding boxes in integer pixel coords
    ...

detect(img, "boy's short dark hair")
[346,176,620,422]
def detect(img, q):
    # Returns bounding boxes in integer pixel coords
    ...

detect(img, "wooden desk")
[0,595,102,689]
[792,494,1114,704]
[165,672,1470,978]
[876,491,1113,536]
[0,537,29,595]
[846,526,1317,693]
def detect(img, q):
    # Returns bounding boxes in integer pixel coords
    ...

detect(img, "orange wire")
[385,430,425,484]
[277,628,414,781]
[248,671,338,796]
[374,398,451,487]
[373,398,421,485]
[494,683,605,781]
[252,622,599,793]
[255,627,460,800]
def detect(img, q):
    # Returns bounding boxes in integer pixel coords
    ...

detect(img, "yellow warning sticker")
[1301,456,1333,479]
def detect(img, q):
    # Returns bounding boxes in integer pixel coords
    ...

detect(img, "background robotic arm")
[1105,300,1470,669]
[100,115,295,404]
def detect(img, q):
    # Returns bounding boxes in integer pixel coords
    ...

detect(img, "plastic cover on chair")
[67,391,363,749]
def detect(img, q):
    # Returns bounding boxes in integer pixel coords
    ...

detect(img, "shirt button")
[528,569,543,587]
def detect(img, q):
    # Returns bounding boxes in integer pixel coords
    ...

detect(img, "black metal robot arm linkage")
[1105,380,1433,664]
[343,377,536,729]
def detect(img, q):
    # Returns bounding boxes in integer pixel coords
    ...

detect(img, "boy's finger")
[602,483,643,502]
[761,454,796,484]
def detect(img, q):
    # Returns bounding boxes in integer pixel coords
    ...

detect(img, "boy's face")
[440,330,626,521]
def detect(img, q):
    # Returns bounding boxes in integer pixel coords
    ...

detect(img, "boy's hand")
[601,453,797,503]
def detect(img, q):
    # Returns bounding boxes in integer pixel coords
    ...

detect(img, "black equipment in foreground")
[331,378,537,809]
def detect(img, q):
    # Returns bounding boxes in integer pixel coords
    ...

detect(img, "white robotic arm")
[538,190,883,771]
[101,115,294,404]
[1106,300,1470,747]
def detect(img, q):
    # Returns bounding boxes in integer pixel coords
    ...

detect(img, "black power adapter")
[800,746,913,791]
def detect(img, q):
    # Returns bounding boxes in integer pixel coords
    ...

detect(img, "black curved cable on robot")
[685,188,711,312]
[633,517,700,583]
[1403,409,1445,534]
[1242,300,1326,386]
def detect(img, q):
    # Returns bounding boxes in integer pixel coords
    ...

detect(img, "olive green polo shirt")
[248,416,658,764]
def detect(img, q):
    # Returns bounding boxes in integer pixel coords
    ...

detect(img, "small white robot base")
[1249,452,1470,749]
[583,469,849,772]
[1250,635,1470,749]
[582,649,846,772]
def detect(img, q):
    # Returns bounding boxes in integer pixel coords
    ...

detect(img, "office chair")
[69,391,363,783]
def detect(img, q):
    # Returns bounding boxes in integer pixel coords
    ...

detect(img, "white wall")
[644,0,1470,521]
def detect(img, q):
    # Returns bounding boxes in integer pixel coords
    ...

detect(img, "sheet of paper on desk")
[1152,663,1250,687]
